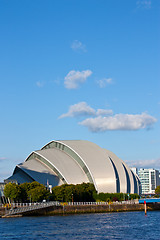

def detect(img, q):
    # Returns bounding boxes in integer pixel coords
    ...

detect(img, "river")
[0,211,160,239]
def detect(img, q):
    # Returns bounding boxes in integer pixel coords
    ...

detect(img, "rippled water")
[0,211,160,240]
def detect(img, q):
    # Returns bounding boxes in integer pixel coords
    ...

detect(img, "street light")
[30,195,31,205]
[72,193,73,205]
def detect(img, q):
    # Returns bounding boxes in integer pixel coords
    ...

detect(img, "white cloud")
[59,102,113,119]
[97,78,113,88]
[127,158,160,170]
[79,113,157,132]
[36,81,45,87]
[136,1,152,9]
[59,102,96,119]
[64,70,92,89]
[59,102,157,132]
[71,40,86,52]
[96,109,113,116]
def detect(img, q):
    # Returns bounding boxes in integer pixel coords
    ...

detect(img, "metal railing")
[3,199,139,217]
[4,201,60,216]
[65,199,138,206]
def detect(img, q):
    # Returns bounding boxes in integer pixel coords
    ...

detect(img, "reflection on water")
[0,211,160,240]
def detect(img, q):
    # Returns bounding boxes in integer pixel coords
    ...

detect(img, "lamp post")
[30,195,31,206]
[72,193,73,205]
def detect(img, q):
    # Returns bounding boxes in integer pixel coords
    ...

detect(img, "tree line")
[4,182,50,203]
[4,181,140,203]
[93,192,139,202]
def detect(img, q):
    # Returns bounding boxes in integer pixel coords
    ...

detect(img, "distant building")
[0,182,6,204]
[138,168,160,195]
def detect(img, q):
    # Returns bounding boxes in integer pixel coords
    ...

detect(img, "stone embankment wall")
[0,207,5,216]
[1,203,160,217]
[23,203,160,216]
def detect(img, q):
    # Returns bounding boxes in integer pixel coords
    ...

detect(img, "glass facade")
[138,168,159,194]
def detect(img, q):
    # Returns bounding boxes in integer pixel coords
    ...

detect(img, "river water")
[0,211,160,240]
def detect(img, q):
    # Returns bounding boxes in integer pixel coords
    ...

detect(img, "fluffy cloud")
[96,109,113,116]
[127,158,160,170]
[59,102,96,119]
[59,102,157,132]
[79,113,157,132]
[136,1,152,9]
[64,70,92,89]
[59,102,113,119]
[71,40,86,52]
[97,78,113,88]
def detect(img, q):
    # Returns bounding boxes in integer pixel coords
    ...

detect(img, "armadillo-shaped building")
[6,140,141,194]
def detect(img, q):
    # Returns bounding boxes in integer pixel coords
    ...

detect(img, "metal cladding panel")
[6,170,33,184]
[19,159,63,187]
[36,148,88,185]
[104,149,127,193]
[6,139,136,194]
[120,159,134,194]
[60,140,116,193]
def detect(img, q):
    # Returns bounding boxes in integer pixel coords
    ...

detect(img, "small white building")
[138,168,160,194]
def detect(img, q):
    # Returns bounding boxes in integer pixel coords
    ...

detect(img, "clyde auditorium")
[6,140,141,194]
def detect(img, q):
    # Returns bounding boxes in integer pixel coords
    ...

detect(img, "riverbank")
[1,202,160,218]
[13,203,160,217]
[0,207,5,216]
[41,203,160,216]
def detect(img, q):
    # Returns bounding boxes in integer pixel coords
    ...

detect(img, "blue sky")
[0,0,160,182]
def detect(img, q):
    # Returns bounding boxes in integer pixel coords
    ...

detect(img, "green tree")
[52,184,67,202]
[4,183,22,202]
[74,182,96,202]
[4,181,51,203]
[29,181,43,189]
[20,181,50,202]
[155,185,160,195]
[63,184,75,202]
[52,183,96,202]
[93,192,139,202]
[20,182,31,202]
[130,193,139,200]
[27,184,49,202]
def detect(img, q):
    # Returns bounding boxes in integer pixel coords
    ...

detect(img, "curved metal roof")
[19,158,62,187]
[35,148,88,185]
[59,140,116,193]
[6,140,140,194]
[104,149,127,193]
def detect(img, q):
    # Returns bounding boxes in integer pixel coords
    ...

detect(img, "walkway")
[139,198,160,204]
[2,199,140,217]
[3,201,60,217]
